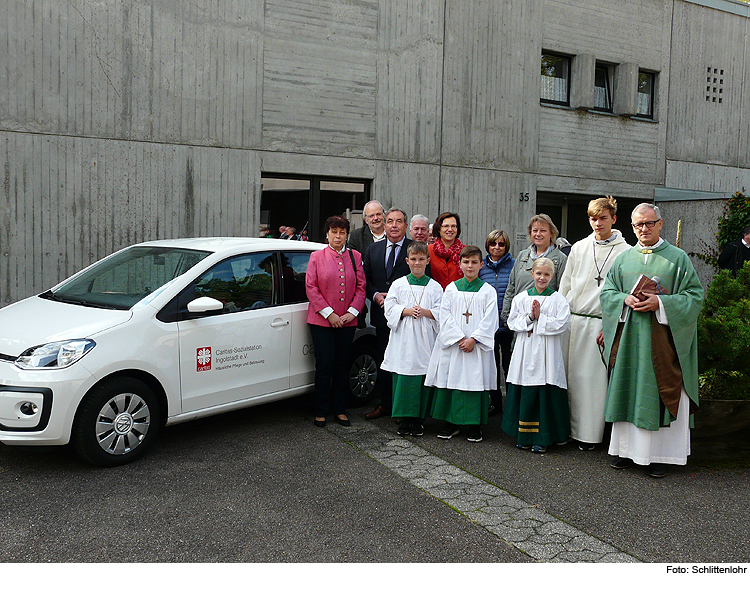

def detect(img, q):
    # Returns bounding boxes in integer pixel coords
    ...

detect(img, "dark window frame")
[593,64,613,112]
[540,51,571,106]
[637,70,656,118]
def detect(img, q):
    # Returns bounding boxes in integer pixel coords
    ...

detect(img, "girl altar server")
[502,257,570,453]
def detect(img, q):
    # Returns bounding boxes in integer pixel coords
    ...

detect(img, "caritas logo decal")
[197,347,212,372]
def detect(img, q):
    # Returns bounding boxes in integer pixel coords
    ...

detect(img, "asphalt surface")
[0,395,749,565]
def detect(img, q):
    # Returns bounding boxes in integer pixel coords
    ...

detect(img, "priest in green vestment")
[600,203,703,478]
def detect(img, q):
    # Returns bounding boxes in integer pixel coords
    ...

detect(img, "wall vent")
[705,66,725,104]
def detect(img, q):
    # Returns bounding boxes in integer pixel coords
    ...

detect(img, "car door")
[280,249,316,388]
[176,251,292,413]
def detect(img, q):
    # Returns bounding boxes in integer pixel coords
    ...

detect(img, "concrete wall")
[2,0,749,305]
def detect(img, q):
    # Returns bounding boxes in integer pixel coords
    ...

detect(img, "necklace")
[407,280,426,308]
[462,290,477,324]
[593,240,617,286]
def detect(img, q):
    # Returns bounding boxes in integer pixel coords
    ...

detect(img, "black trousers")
[309,324,356,417]
[374,325,393,409]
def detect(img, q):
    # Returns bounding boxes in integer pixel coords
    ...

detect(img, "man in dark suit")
[363,207,412,419]
[348,200,386,255]
[718,226,750,277]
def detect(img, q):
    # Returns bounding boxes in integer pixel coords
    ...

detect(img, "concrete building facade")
[2,0,750,304]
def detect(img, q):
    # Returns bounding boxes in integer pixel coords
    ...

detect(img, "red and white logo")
[197,347,212,372]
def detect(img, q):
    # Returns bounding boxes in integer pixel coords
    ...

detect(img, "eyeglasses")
[489,242,506,247]
[631,220,660,229]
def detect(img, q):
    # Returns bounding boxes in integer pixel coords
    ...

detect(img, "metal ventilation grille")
[706,67,725,104]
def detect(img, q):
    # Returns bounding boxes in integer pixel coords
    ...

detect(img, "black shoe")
[313,418,326,428]
[466,428,483,443]
[437,424,460,439]
[397,421,411,436]
[335,415,351,427]
[531,445,547,453]
[578,442,595,451]
[648,463,667,478]
[610,457,634,470]
[411,423,424,437]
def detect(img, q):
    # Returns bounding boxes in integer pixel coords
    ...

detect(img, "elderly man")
[348,200,386,254]
[601,203,703,478]
[409,214,431,243]
[718,225,750,277]
[559,197,630,451]
[363,208,412,419]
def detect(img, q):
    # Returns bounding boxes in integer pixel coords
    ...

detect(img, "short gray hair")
[632,203,661,221]
[410,214,429,227]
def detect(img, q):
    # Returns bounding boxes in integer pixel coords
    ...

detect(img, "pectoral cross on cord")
[593,242,616,287]
[462,309,472,324]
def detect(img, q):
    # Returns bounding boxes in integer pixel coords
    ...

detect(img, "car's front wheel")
[72,377,161,467]
[348,339,379,406]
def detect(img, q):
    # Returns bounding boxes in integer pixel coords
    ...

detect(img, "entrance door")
[261,175,370,242]
[537,192,642,245]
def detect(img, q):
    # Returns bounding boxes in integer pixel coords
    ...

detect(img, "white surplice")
[425,281,498,391]
[380,276,444,376]
[559,231,630,443]
[506,290,570,389]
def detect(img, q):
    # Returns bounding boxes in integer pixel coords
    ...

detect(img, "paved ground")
[1,395,749,569]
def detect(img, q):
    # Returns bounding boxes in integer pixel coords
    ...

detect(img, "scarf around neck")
[432,238,465,277]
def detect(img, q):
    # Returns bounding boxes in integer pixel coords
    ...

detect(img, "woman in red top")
[306,216,366,428]
[428,212,465,289]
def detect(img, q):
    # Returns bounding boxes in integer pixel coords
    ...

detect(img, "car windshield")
[41,246,211,310]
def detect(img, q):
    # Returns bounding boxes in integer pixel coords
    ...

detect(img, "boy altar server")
[381,242,444,436]
[559,197,630,450]
[426,245,499,443]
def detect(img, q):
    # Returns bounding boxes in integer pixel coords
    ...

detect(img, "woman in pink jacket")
[306,216,367,428]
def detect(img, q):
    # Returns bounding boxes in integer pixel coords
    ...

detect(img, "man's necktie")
[387,243,397,276]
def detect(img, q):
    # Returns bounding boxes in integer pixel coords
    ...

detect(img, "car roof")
[135,237,325,254]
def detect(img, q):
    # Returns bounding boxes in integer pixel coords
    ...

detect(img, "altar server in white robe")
[426,245,499,443]
[559,197,630,450]
[381,241,444,437]
[502,257,571,453]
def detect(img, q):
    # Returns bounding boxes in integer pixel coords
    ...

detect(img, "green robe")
[601,240,703,431]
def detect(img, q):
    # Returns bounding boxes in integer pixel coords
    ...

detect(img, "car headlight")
[15,339,96,370]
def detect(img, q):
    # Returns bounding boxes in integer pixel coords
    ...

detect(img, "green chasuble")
[407,273,430,286]
[455,277,485,292]
[601,240,703,431]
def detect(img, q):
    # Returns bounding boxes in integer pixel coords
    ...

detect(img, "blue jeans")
[309,324,356,417]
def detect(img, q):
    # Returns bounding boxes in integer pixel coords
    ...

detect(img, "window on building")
[541,52,570,105]
[638,71,655,117]
[594,65,612,112]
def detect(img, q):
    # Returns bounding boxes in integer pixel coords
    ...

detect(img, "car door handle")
[270,318,289,328]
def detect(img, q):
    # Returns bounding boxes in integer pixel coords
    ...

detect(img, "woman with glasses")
[429,212,465,289]
[501,214,567,331]
[478,230,515,415]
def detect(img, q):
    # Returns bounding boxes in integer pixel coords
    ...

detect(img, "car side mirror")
[187,296,224,313]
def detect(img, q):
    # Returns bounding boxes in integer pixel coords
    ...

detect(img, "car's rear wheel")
[348,340,379,407]
[72,377,161,467]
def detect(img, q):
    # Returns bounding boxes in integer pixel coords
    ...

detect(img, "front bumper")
[0,359,94,446]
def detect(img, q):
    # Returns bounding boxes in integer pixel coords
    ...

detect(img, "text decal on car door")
[197,347,212,372]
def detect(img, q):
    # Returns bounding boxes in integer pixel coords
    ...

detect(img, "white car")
[0,238,379,466]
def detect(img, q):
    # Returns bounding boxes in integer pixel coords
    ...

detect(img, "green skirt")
[430,388,489,426]
[392,374,434,420]
[501,383,570,446]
